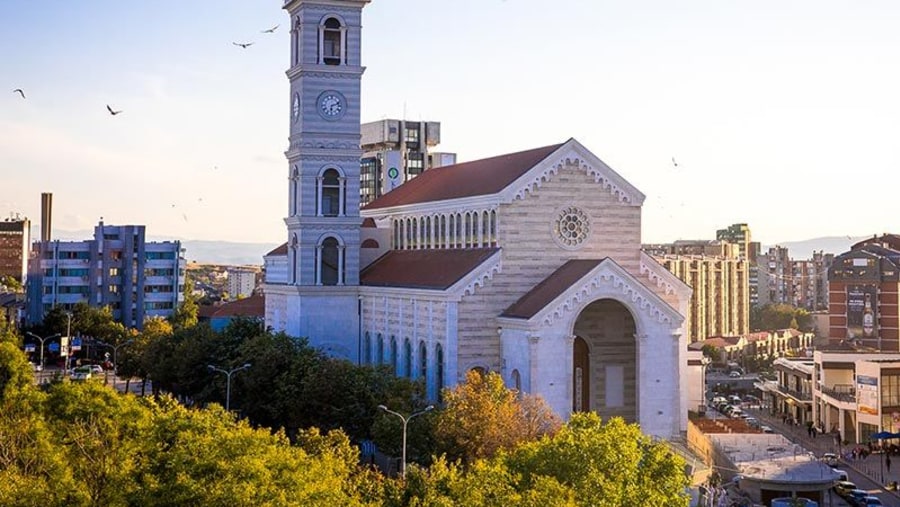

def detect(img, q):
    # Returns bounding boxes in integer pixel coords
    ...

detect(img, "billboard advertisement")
[858,375,879,416]
[384,150,403,193]
[847,284,877,340]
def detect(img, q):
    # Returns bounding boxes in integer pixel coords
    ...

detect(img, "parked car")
[831,468,848,481]
[856,496,883,506]
[833,481,857,497]
[760,425,775,433]
[845,489,869,505]
[70,366,93,381]
[729,371,741,378]
[89,365,104,375]
[821,453,840,466]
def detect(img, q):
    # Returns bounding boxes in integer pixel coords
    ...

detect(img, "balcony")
[820,384,856,404]
[772,384,812,403]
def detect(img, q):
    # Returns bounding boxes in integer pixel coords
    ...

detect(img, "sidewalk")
[749,407,900,501]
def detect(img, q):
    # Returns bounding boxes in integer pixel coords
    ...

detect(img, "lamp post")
[108,339,134,375]
[25,332,60,382]
[378,404,434,479]
[207,363,251,412]
[63,312,73,372]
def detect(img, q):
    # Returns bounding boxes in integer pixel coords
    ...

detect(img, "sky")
[2,0,899,248]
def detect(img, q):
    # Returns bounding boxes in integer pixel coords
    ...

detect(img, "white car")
[89,365,104,375]
[760,425,775,433]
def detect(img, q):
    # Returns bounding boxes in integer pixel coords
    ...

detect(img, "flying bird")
[13,89,25,99]
[233,42,254,49]
[106,104,123,115]
[671,157,678,168]
[261,24,279,33]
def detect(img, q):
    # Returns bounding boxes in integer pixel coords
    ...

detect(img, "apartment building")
[226,267,257,300]
[26,221,185,328]
[0,217,30,284]
[790,251,833,312]
[827,234,900,351]
[645,240,750,342]
[359,119,456,206]
[758,246,792,306]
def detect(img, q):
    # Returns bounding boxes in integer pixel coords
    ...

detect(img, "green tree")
[505,412,690,507]
[432,370,561,464]
[751,303,813,332]
[169,277,199,331]
[0,275,23,293]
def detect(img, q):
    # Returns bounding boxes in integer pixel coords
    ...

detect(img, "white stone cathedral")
[264,0,692,438]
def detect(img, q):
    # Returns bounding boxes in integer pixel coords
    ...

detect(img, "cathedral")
[264,0,692,438]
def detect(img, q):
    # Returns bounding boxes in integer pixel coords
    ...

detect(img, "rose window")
[554,206,590,249]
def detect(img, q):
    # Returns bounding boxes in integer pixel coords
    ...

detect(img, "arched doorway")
[572,298,637,423]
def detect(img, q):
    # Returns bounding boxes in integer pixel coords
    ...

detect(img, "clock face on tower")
[292,93,300,123]
[317,91,345,120]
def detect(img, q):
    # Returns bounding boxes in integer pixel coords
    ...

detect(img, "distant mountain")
[180,240,278,266]
[764,236,867,260]
[32,227,277,266]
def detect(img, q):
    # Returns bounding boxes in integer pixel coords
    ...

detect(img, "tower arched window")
[319,168,343,217]
[290,235,299,284]
[317,236,343,285]
[320,17,344,66]
[291,16,301,66]
[404,339,412,378]
[290,166,299,216]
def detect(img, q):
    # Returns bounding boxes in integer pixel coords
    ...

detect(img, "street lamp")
[378,404,434,479]
[108,339,134,375]
[25,331,60,381]
[207,363,251,412]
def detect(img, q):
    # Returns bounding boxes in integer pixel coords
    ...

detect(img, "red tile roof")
[199,294,265,319]
[501,260,604,319]
[361,248,499,290]
[363,143,565,210]
[267,242,288,256]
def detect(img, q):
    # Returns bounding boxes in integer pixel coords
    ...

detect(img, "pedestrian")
[888,455,892,472]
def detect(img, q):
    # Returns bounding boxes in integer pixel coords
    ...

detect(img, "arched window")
[289,166,299,216]
[470,366,486,377]
[319,236,340,285]
[321,17,343,65]
[436,344,444,396]
[404,339,412,378]
[290,235,299,284]
[377,334,384,364]
[364,332,371,364]
[419,342,427,381]
[511,369,521,392]
[390,336,398,373]
[291,16,301,66]
[320,168,342,216]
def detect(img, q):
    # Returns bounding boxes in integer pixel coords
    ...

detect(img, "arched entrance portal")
[572,298,637,423]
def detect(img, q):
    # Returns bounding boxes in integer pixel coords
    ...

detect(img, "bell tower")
[271,0,371,359]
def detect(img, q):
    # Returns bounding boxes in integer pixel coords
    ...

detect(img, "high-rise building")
[26,222,185,328]
[758,246,792,306]
[827,234,900,350]
[0,217,30,285]
[226,268,257,300]
[790,251,833,311]
[359,119,456,206]
[716,223,751,260]
[645,240,750,342]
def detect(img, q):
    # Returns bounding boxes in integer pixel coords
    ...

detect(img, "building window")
[419,342,427,381]
[321,17,342,65]
[377,333,384,364]
[404,339,412,378]
[436,344,444,397]
[511,369,521,392]
[404,127,419,143]
[318,236,341,286]
[319,168,342,217]
[364,332,371,364]
[390,336,398,373]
